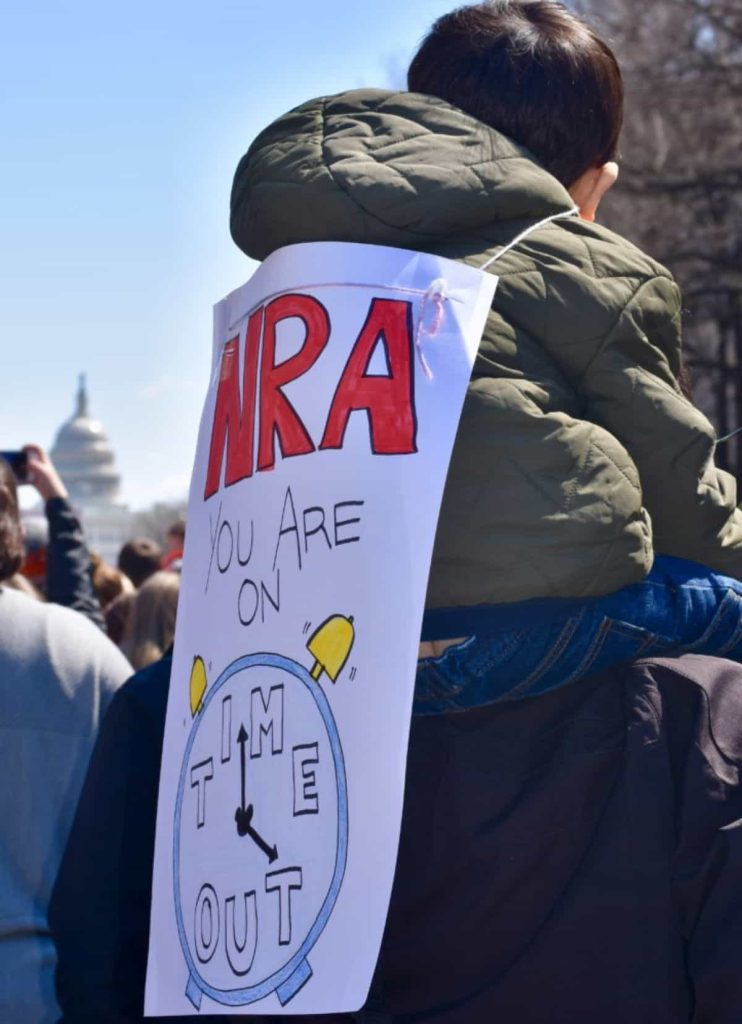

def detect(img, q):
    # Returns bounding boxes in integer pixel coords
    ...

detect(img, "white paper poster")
[145,241,497,1015]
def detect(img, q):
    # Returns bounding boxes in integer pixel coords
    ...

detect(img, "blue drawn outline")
[172,652,349,1008]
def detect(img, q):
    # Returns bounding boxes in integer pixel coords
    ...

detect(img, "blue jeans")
[414,555,742,715]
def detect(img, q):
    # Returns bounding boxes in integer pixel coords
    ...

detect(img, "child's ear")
[568,162,619,222]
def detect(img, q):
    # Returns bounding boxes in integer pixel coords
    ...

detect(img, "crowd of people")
[9,445,183,669]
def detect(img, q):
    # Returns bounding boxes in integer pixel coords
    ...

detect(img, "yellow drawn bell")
[307,614,355,683]
[190,656,207,716]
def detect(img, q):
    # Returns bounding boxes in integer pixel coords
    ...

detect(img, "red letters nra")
[204,294,418,500]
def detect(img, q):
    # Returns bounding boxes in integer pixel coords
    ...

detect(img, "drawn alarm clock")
[173,615,354,1010]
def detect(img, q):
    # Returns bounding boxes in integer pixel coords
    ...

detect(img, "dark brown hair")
[90,551,134,608]
[408,0,623,186]
[167,520,185,542]
[117,537,163,589]
[0,457,25,582]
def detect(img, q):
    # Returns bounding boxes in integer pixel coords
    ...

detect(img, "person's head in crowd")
[161,519,185,571]
[407,0,622,217]
[0,456,25,584]
[117,537,162,589]
[167,520,185,551]
[0,459,42,598]
[90,552,134,610]
[121,570,180,670]
[104,590,136,647]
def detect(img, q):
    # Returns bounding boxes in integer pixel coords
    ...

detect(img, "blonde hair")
[121,570,180,670]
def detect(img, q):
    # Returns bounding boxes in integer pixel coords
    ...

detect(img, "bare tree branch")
[577,0,742,474]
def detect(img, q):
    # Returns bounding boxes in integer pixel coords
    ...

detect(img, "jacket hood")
[230,89,574,261]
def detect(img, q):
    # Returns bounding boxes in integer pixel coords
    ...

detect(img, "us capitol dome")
[50,375,132,562]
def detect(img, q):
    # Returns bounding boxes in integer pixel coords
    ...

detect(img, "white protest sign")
[145,241,497,1015]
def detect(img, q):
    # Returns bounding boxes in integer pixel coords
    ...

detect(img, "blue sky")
[0,0,456,509]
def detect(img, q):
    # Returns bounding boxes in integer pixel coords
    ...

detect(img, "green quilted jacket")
[230,89,742,610]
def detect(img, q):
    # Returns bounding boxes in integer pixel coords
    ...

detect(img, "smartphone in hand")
[0,451,29,484]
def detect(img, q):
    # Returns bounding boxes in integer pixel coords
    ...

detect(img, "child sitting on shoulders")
[228,1,742,713]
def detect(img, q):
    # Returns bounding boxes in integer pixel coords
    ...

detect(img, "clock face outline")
[172,651,349,1009]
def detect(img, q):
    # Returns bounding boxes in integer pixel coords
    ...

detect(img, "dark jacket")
[45,496,105,631]
[230,90,742,611]
[50,653,742,1022]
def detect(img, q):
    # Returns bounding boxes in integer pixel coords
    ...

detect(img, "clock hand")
[235,724,252,836]
[233,722,278,861]
[243,810,279,864]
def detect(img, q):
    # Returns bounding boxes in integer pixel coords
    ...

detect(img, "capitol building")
[50,375,132,563]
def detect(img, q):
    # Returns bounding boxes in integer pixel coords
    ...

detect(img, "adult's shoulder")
[0,584,131,688]
[628,655,742,1017]
[107,650,173,730]
[629,654,742,771]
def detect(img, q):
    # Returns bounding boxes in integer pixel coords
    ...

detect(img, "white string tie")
[716,425,742,445]
[480,206,580,270]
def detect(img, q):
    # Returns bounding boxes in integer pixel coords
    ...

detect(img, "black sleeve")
[45,496,105,631]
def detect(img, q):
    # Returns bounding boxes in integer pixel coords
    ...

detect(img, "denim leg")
[600,555,742,654]
[413,606,657,714]
[414,556,742,715]
[414,620,580,715]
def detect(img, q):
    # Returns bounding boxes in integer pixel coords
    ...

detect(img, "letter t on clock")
[266,867,303,945]
[190,757,214,828]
